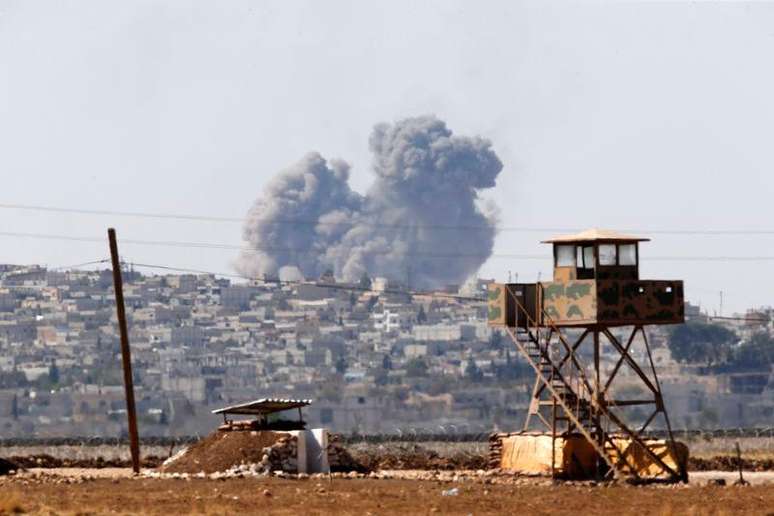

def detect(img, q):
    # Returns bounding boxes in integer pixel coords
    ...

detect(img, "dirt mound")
[352,444,487,471]
[689,456,774,472]
[161,430,284,474]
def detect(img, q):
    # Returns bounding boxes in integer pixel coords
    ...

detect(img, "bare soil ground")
[349,442,488,471]
[2,473,774,516]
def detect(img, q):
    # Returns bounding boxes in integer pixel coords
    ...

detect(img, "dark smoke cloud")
[236,115,503,289]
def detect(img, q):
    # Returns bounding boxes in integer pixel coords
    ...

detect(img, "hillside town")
[0,263,772,439]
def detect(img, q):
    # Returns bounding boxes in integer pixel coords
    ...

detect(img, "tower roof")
[541,228,650,244]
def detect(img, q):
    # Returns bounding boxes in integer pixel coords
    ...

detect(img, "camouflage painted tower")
[488,229,686,482]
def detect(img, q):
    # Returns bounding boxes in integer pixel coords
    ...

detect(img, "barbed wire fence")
[1,427,773,448]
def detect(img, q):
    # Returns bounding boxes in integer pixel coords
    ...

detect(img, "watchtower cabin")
[488,229,684,328]
[487,229,687,483]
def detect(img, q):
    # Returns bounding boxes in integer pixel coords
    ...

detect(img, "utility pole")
[108,228,140,474]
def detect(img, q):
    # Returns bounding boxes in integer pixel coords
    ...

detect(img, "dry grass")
[0,491,25,515]
[3,477,774,516]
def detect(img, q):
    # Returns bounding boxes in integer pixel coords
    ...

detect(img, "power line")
[7,229,774,262]
[49,259,111,271]
[644,256,774,262]
[0,259,110,279]
[119,262,774,308]
[128,261,487,302]
[0,231,107,244]
[0,202,525,231]
[1,256,767,311]
[128,262,246,280]
[700,315,771,323]
[0,203,242,223]
[6,201,774,235]
[0,230,538,259]
[5,256,766,315]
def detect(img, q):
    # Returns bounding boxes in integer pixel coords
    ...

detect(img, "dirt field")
[2,437,773,515]
[2,472,774,515]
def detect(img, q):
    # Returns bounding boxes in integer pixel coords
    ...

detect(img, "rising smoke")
[236,115,503,289]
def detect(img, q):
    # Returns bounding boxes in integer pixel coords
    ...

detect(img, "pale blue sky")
[1,0,773,313]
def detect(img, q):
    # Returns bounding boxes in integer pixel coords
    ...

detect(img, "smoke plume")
[236,115,503,289]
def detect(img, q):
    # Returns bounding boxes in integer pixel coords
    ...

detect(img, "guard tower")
[488,229,686,482]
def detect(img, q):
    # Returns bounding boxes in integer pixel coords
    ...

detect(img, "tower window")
[598,244,617,266]
[618,244,637,266]
[582,246,594,269]
[555,245,576,267]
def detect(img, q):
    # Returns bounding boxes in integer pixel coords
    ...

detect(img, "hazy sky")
[1,0,774,314]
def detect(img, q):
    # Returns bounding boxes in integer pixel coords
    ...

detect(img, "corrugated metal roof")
[211,398,312,416]
[542,228,650,244]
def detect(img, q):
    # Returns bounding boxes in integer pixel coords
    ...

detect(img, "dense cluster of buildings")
[0,264,771,438]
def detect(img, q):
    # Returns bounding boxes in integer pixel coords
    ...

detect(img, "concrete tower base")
[491,432,688,481]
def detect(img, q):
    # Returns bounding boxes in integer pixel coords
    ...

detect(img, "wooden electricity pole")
[108,228,140,474]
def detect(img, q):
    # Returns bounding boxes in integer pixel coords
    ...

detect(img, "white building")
[373,308,402,332]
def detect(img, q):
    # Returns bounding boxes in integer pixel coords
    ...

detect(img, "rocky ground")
[1,469,773,515]
[348,442,488,471]
[1,435,772,515]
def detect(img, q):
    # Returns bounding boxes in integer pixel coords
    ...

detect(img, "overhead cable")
[5,202,774,235]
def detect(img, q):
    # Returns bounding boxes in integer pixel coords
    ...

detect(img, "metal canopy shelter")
[540,228,650,243]
[212,398,312,416]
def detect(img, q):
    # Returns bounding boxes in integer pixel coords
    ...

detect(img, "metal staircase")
[516,327,592,431]
[505,325,619,477]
